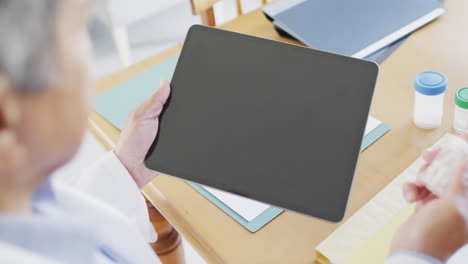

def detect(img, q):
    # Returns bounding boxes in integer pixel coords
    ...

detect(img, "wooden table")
[90,0,468,262]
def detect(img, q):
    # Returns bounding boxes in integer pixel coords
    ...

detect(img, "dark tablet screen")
[145,25,379,222]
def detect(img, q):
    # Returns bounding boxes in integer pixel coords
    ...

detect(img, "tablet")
[145,25,379,222]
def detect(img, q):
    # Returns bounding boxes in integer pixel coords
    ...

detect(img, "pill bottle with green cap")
[413,71,447,129]
[454,87,468,133]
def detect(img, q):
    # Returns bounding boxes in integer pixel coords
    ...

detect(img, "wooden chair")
[191,0,268,26]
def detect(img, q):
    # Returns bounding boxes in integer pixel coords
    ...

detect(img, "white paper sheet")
[203,186,270,222]
[365,116,382,135]
[205,116,383,223]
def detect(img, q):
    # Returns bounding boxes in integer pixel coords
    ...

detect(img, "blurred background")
[89,0,273,76]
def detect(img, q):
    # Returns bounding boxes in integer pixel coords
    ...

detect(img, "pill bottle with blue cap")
[413,71,447,129]
[454,87,468,133]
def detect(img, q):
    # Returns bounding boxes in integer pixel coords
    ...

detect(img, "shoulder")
[48,181,160,263]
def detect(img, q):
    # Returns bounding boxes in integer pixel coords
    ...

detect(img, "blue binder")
[263,0,446,59]
[94,54,390,232]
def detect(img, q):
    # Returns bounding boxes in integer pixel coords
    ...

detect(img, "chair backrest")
[191,0,268,26]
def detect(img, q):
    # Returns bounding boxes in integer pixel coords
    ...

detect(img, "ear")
[0,74,24,176]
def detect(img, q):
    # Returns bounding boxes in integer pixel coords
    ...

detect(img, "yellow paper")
[315,133,455,264]
[344,204,415,264]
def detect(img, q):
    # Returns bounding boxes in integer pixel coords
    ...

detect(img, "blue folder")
[263,1,407,64]
[94,54,390,232]
[264,0,446,59]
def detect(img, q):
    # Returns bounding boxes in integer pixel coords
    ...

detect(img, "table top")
[91,0,468,262]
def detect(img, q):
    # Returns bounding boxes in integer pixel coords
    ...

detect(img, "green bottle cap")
[455,87,468,109]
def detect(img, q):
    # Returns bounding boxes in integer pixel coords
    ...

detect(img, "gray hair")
[0,0,60,92]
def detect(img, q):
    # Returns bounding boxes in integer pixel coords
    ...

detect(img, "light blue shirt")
[0,152,161,264]
[0,152,449,264]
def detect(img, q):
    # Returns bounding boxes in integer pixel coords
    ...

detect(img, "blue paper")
[188,183,284,232]
[361,123,391,151]
[94,55,180,130]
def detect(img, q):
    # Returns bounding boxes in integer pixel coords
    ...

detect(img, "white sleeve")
[384,251,443,264]
[73,151,157,243]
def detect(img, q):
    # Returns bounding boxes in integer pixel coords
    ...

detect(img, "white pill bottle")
[454,87,468,133]
[413,71,447,129]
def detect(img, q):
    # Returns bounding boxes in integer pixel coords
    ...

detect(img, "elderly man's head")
[0,0,93,202]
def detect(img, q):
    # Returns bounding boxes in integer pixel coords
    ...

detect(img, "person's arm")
[74,150,158,242]
[113,79,171,189]
[74,79,171,243]
[386,134,468,262]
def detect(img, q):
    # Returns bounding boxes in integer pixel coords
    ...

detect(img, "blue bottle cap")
[414,71,447,96]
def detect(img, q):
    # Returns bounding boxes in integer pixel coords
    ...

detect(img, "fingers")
[417,135,468,195]
[421,134,468,162]
[403,182,418,202]
[445,158,468,199]
[403,182,438,214]
[403,182,432,203]
[416,147,442,183]
[422,147,441,163]
[414,193,438,212]
[135,79,171,119]
[150,78,171,113]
